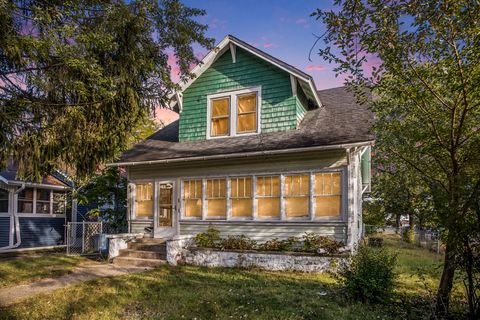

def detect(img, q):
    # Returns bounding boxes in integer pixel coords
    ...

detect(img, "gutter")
[108,140,375,167]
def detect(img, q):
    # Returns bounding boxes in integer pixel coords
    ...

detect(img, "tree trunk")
[435,237,456,316]
[396,214,401,232]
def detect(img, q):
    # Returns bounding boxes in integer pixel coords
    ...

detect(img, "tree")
[313,0,480,317]
[0,0,213,180]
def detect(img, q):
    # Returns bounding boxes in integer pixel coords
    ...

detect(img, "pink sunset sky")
[156,0,380,126]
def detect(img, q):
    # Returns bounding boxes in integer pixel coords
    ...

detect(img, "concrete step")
[119,249,166,260]
[113,256,166,268]
[127,242,167,253]
[133,238,166,244]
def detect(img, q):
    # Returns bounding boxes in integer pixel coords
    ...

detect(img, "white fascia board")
[173,35,323,109]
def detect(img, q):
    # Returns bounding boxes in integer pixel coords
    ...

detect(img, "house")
[0,162,72,250]
[110,35,374,251]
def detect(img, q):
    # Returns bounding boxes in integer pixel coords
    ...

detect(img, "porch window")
[314,173,341,217]
[18,188,34,213]
[36,189,51,214]
[206,178,227,218]
[284,174,309,218]
[210,97,230,137]
[0,189,8,213]
[237,93,257,133]
[183,180,202,218]
[135,183,153,218]
[53,192,66,214]
[256,176,280,218]
[231,177,253,218]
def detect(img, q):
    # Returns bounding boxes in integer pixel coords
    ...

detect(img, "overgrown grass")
[0,254,86,288]
[0,235,467,319]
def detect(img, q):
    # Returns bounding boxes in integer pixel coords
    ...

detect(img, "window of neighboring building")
[18,188,34,213]
[207,87,260,138]
[36,189,51,214]
[206,178,227,218]
[0,189,8,213]
[256,176,280,218]
[53,192,66,214]
[183,179,202,218]
[284,174,310,218]
[231,177,253,218]
[210,97,230,137]
[135,183,153,218]
[314,173,342,217]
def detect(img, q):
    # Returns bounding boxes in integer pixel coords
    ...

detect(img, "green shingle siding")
[179,47,299,141]
[295,82,308,125]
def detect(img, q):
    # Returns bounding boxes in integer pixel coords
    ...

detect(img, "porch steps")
[113,238,167,268]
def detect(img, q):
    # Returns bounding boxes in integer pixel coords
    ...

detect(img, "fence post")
[66,223,70,255]
[82,222,85,254]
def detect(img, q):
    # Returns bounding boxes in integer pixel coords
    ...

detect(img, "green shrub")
[368,237,384,247]
[194,226,221,248]
[338,246,397,303]
[258,237,298,252]
[402,228,415,244]
[220,235,257,250]
[302,233,343,254]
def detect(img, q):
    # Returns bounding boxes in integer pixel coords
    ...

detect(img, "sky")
[158,0,343,124]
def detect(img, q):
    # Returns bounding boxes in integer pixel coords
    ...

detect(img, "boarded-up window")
[206,178,227,217]
[284,174,309,218]
[211,97,230,137]
[314,172,341,217]
[237,93,257,133]
[135,183,153,218]
[256,176,280,218]
[231,177,252,218]
[183,180,202,218]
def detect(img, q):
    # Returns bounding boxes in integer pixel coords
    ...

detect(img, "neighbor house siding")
[179,47,298,141]
[180,221,347,243]
[0,217,10,247]
[18,217,65,248]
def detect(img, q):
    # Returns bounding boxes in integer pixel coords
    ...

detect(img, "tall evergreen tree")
[0,0,213,179]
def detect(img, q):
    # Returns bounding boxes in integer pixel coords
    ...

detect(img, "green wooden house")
[110,35,374,251]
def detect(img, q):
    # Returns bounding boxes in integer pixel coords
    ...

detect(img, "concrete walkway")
[0,262,150,307]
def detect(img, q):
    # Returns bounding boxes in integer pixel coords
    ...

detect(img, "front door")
[154,181,176,238]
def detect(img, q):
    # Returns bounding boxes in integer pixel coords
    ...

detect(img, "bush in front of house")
[337,245,397,303]
[302,232,344,254]
[193,227,345,255]
[220,235,257,250]
[193,225,221,248]
[257,237,299,252]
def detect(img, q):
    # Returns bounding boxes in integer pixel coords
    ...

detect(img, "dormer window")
[207,86,261,139]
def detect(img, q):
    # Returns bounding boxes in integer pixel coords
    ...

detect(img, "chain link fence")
[66,222,103,255]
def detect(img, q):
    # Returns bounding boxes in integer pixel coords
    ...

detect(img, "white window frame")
[16,187,67,218]
[132,182,155,220]
[179,168,346,223]
[206,86,262,139]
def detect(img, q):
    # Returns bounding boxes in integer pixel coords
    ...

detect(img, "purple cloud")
[306,65,326,72]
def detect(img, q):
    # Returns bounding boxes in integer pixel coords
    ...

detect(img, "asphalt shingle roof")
[116,86,374,164]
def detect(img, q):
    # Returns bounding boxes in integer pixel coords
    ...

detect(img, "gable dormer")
[175,35,321,142]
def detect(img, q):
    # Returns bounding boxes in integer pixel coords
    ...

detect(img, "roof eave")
[108,140,374,167]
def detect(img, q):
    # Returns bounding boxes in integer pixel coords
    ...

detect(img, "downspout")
[0,183,25,250]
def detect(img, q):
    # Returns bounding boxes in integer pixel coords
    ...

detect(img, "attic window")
[207,87,261,139]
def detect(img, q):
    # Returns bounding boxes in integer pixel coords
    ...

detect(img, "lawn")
[0,235,466,320]
[0,254,86,288]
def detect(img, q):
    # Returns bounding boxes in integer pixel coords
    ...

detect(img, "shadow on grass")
[2,265,397,320]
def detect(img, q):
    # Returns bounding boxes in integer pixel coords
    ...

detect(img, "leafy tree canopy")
[313,0,480,316]
[0,0,213,180]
